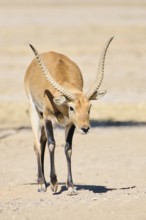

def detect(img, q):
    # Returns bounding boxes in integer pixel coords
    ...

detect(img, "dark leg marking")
[45,120,58,193]
[65,124,77,195]
[35,149,47,192]
[40,126,47,181]
[36,126,47,192]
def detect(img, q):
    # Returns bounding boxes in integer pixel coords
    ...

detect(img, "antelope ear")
[53,96,68,105]
[90,90,107,100]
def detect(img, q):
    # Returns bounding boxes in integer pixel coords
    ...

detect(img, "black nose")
[81,127,90,133]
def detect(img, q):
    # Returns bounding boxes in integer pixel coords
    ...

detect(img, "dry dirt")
[0,0,146,219]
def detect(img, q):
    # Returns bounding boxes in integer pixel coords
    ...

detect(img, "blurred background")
[0,0,146,128]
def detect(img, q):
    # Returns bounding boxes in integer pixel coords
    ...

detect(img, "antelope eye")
[69,106,74,111]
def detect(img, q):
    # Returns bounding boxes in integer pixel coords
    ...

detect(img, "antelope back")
[24,51,84,103]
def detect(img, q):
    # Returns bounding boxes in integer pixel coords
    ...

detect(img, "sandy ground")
[0,0,146,219]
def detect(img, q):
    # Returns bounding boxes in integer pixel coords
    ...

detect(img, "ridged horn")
[86,36,114,99]
[29,44,75,100]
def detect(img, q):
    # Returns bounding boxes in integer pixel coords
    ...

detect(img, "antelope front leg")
[40,126,47,183]
[65,124,77,195]
[45,119,58,193]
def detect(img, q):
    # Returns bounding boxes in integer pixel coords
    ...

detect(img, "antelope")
[24,37,114,195]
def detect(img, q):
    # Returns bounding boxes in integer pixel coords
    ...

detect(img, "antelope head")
[29,37,114,134]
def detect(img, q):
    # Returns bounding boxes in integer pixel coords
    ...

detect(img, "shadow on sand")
[53,183,136,195]
[75,184,136,194]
